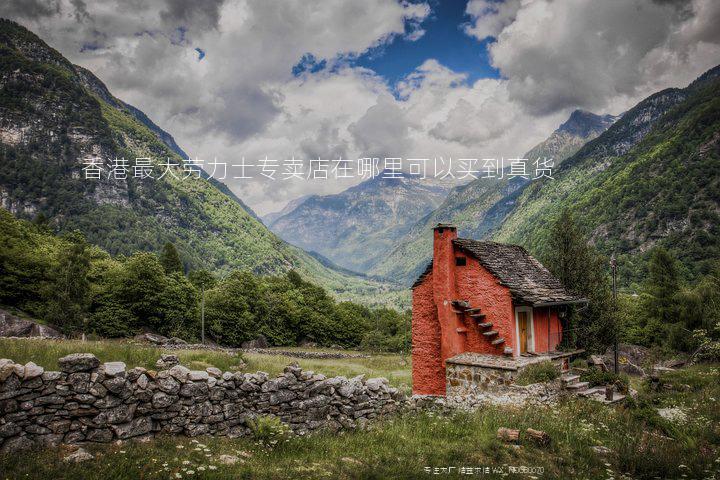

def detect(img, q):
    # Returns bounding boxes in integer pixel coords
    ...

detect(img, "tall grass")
[0,339,411,389]
[0,339,245,372]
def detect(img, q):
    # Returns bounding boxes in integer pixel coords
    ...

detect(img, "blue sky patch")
[292,0,499,87]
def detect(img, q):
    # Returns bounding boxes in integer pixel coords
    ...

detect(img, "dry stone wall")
[0,354,403,453]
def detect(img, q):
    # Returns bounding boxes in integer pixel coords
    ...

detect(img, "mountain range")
[0,19,403,307]
[2,18,718,302]
[264,173,452,273]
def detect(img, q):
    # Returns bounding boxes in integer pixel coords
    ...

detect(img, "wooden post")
[497,428,519,442]
[605,385,614,401]
[526,428,551,446]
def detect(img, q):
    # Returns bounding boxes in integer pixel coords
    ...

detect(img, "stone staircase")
[561,373,626,404]
[451,300,512,355]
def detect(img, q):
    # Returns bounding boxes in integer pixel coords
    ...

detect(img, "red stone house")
[411,224,586,396]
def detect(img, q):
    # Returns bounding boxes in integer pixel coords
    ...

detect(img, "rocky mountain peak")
[558,109,618,138]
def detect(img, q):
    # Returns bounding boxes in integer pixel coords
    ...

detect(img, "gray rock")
[152,392,177,409]
[0,435,34,453]
[156,376,180,395]
[269,390,297,405]
[42,371,62,382]
[136,374,149,390]
[168,365,191,382]
[58,353,100,373]
[365,378,388,392]
[67,372,91,393]
[63,447,94,463]
[134,333,169,345]
[95,404,136,425]
[111,417,152,439]
[188,370,209,381]
[86,428,113,442]
[0,361,14,382]
[102,362,126,377]
[219,454,239,465]
[22,362,44,380]
[241,335,268,349]
[180,382,208,397]
[0,422,21,437]
[103,377,131,397]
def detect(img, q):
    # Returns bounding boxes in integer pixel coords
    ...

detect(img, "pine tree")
[45,231,91,334]
[545,209,613,352]
[644,247,681,325]
[159,242,184,274]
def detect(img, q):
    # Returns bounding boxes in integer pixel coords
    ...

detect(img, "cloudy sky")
[3,0,720,214]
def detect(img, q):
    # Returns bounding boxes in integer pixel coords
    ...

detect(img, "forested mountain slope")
[0,19,400,305]
[495,66,720,284]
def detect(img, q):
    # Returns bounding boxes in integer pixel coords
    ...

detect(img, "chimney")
[432,223,458,293]
[431,224,464,362]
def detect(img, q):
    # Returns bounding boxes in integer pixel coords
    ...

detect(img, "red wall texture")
[411,225,563,395]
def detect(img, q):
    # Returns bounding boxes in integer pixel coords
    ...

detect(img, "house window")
[455,256,466,266]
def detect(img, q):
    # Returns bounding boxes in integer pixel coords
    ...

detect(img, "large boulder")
[0,311,62,338]
[58,353,100,373]
[133,333,170,345]
[603,344,650,376]
[241,335,268,349]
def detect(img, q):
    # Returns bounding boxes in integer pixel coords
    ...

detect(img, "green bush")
[515,361,560,385]
[248,415,291,446]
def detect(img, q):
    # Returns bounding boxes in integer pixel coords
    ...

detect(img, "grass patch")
[243,352,411,391]
[515,361,560,386]
[0,338,245,372]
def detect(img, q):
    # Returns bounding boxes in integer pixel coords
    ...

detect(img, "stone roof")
[411,239,587,306]
[452,239,586,306]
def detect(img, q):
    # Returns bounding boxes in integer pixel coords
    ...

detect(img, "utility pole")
[611,254,618,374]
[201,286,205,345]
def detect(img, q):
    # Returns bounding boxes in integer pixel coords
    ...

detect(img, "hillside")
[0,19,402,307]
[267,173,451,273]
[368,109,618,284]
[494,66,720,285]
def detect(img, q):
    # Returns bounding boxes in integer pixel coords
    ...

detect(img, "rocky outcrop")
[602,344,651,376]
[0,355,403,453]
[0,311,63,339]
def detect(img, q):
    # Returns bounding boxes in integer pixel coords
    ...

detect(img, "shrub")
[516,361,560,385]
[248,415,291,446]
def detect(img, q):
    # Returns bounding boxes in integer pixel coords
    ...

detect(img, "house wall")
[411,273,445,396]
[454,254,515,355]
[531,307,563,353]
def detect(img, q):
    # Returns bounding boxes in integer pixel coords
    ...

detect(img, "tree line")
[545,209,720,358]
[0,209,409,351]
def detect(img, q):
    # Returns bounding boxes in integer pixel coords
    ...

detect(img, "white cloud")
[2,0,719,215]
[464,0,522,40]
[466,0,720,115]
